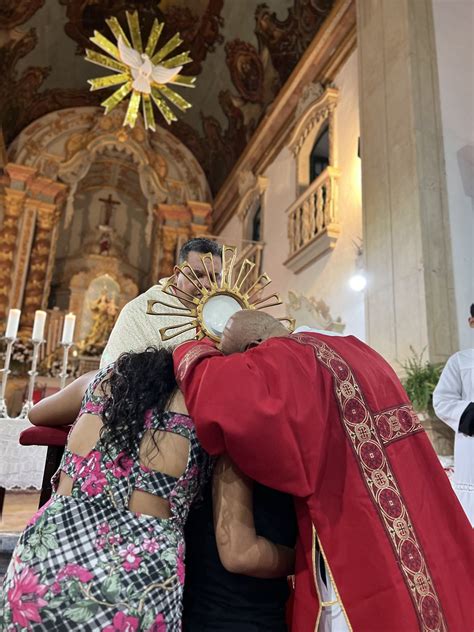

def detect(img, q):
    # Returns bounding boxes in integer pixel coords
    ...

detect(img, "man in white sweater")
[100,237,222,367]
[433,304,474,525]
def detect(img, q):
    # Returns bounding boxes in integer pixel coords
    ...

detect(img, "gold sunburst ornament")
[85,11,196,129]
[146,245,294,342]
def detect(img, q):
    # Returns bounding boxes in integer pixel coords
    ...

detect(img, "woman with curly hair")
[0,348,210,631]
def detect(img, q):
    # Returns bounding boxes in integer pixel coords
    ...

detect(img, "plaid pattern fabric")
[0,367,209,631]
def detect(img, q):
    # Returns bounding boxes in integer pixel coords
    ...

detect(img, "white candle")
[61,313,76,344]
[32,310,47,342]
[5,308,21,339]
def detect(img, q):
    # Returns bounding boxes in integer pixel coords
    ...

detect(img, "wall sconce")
[349,237,366,291]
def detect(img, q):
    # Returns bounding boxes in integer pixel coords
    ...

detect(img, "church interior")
[0,0,472,605]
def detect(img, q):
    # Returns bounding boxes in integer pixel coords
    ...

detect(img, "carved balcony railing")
[284,166,341,273]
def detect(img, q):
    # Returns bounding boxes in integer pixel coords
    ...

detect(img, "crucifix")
[99,193,120,227]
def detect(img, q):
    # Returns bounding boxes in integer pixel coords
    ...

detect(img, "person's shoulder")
[143,278,169,296]
[123,280,169,310]
[452,348,474,367]
[293,326,346,337]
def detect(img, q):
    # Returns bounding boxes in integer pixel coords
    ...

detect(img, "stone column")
[357,0,458,365]
[187,201,212,237]
[0,188,27,321]
[21,202,60,332]
[149,204,193,283]
[0,164,38,323]
[159,226,180,278]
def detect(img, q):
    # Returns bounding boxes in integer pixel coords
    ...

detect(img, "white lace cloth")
[0,417,47,490]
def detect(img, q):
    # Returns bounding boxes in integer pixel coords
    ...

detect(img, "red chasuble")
[174,333,473,632]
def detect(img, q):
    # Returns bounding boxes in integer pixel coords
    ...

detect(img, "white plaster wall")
[218,214,242,246]
[433,0,474,349]
[249,51,365,338]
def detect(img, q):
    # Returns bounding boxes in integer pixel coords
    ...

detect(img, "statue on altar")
[78,293,119,356]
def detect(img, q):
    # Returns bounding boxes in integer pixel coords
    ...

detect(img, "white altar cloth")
[0,417,47,490]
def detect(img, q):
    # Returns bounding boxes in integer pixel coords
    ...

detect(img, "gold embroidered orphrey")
[146,244,293,342]
[293,333,447,632]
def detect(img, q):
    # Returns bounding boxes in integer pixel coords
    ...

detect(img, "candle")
[32,310,47,342]
[61,313,76,344]
[5,308,21,339]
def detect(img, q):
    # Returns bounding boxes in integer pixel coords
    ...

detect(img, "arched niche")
[8,106,212,245]
[236,170,268,243]
[288,84,339,194]
[68,266,138,340]
[80,274,120,340]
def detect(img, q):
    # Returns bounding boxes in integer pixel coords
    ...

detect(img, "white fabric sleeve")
[433,354,470,432]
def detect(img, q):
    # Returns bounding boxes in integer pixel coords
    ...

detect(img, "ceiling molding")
[212,0,356,234]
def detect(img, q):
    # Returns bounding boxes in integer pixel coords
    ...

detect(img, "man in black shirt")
[183,479,298,631]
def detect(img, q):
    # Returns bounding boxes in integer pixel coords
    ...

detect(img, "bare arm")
[28,371,97,426]
[213,455,295,578]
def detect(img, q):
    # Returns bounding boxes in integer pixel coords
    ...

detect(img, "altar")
[0,417,46,491]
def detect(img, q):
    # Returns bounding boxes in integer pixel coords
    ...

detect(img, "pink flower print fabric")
[0,366,210,630]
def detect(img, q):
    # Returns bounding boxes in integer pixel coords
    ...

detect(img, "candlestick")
[0,336,16,418]
[32,310,47,342]
[17,339,43,419]
[59,342,73,390]
[5,309,21,339]
[61,313,76,345]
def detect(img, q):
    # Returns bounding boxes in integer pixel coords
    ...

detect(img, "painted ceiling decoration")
[1,0,335,195]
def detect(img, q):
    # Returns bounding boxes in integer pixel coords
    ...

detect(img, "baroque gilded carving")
[1,0,336,196]
[286,289,344,332]
[0,0,45,30]
[295,81,326,119]
[159,227,180,279]
[9,205,37,312]
[58,0,224,76]
[226,40,265,104]
[236,170,268,224]
[10,106,211,246]
[68,265,138,339]
[21,203,62,330]
[288,85,338,159]
[0,189,27,320]
[255,0,336,84]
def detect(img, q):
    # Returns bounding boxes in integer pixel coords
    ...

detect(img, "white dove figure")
[118,36,182,94]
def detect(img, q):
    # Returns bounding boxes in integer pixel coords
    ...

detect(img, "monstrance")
[85,11,196,129]
[146,245,294,342]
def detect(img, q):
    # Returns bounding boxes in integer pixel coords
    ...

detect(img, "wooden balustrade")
[285,166,341,273]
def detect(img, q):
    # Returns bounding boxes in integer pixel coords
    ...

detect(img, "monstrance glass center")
[201,295,242,338]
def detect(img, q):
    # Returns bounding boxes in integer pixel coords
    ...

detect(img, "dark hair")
[178,238,222,264]
[470,304,474,318]
[100,347,176,459]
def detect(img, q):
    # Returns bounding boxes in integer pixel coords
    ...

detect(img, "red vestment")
[174,333,473,632]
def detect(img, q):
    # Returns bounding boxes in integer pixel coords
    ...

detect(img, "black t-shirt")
[182,479,298,631]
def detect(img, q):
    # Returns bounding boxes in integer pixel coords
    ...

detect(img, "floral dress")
[0,369,209,631]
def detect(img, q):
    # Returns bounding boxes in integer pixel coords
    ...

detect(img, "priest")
[174,310,473,632]
[100,237,222,366]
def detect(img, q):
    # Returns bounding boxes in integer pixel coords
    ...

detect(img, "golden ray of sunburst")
[146,245,295,342]
[85,11,196,129]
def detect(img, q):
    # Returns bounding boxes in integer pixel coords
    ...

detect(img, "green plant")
[401,347,444,413]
